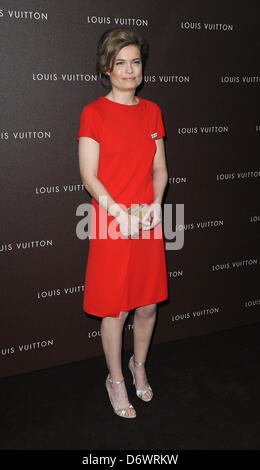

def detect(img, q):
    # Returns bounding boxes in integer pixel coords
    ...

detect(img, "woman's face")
[107,44,143,92]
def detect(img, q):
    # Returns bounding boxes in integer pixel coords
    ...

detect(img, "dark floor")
[1,322,260,450]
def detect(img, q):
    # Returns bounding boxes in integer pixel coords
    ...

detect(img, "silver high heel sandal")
[128,354,153,402]
[105,373,137,418]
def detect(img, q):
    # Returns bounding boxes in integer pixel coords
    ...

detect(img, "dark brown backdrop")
[1,0,259,378]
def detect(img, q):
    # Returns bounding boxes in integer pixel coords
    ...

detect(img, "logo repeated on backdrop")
[1,340,54,358]
[86,16,148,27]
[220,76,260,83]
[0,9,48,20]
[180,21,234,31]
[1,1,259,379]
[171,306,220,323]
[37,286,84,300]
[0,131,51,140]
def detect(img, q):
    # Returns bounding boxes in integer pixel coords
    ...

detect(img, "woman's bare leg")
[132,303,157,400]
[101,310,136,417]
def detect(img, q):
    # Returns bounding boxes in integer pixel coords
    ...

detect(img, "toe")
[145,390,152,400]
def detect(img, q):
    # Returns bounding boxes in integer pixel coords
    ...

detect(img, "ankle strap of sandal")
[133,355,145,365]
[107,374,124,384]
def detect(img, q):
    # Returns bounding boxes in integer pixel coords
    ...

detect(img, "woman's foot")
[106,375,136,418]
[129,355,153,401]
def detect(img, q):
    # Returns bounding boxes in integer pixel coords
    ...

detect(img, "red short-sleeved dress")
[76,96,168,317]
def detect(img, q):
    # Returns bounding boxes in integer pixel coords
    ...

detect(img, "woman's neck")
[105,89,138,105]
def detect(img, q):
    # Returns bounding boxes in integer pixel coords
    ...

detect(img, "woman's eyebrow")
[115,57,141,61]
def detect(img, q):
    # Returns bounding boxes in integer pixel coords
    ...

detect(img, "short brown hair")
[96,27,149,87]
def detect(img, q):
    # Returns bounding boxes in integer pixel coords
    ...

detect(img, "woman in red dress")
[77,28,168,418]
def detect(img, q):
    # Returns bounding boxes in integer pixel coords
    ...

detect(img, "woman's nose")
[126,62,133,73]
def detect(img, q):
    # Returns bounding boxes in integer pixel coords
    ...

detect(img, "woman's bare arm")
[78,136,124,218]
[152,138,168,204]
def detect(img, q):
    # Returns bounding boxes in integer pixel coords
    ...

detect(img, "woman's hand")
[116,211,140,238]
[141,202,162,230]
[128,213,141,238]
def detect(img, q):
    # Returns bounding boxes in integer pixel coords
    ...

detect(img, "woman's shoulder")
[79,97,104,122]
[81,97,103,112]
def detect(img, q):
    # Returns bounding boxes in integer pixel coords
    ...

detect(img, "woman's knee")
[135,303,157,318]
[119,310,129,321]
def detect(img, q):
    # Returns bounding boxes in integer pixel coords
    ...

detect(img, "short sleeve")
[76,105,101,143]
[154,104,165,140]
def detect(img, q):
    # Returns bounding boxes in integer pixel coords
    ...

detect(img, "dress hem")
[83,294,168,318]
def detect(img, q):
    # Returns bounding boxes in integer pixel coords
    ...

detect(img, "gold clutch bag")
[127,203,150,230]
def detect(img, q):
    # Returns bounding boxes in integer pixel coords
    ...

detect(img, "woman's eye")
[116,60,141,66]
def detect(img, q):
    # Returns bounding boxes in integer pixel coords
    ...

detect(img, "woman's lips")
[123,77,136,80]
